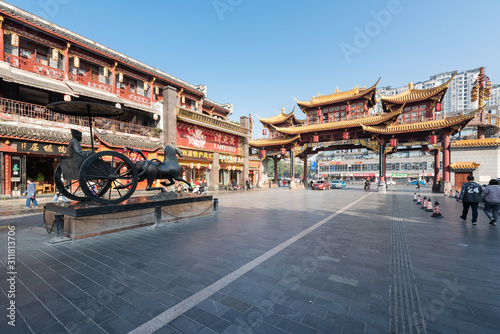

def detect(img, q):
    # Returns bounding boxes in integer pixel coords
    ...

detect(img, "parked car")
[406,180,426,185]
[330,180,344,189]
[312,180,330,190]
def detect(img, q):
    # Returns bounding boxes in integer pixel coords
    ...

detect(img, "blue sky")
[10,0,500,136]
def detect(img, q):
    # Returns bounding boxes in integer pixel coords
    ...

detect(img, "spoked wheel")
[79,151,138,205]
[54,164,88,202]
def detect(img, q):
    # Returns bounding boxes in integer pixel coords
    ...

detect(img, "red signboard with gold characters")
[177,121,240,154]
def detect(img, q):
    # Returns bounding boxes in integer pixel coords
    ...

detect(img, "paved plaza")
[1,186,499,333]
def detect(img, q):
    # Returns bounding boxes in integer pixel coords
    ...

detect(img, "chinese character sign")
[177,122,239,154]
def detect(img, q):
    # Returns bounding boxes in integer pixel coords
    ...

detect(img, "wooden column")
[441,129,453,194]
[0,16,4,62]
[379,137,386,182]
[442,131,450,183]
[64,43,70,79]
[434,149,441,183]
[112,62,117,95]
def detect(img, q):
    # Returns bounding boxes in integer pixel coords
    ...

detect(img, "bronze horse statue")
[124,143,192,192]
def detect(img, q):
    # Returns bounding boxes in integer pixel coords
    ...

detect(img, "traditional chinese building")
[251,76,481,193]
[0,3,251,196]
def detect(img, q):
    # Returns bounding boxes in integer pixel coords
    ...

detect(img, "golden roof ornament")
[408,82,413,90]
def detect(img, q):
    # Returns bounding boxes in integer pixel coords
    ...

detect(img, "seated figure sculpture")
[60,129,94,180]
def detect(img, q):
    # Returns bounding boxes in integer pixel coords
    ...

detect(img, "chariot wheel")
[78,151,138,205]
[54,164,88,202]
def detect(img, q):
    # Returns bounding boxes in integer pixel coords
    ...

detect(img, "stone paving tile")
[1,187,500,333]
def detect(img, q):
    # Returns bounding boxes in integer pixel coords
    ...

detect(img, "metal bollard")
[54,214,65,238]
[155,206,162,225]
[213,198,219,212]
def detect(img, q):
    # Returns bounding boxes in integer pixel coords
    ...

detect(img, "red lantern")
[261,150,266,157]
[313,135,319,142]
[346,104,351,112]
[317,110,322,118]
[263,129,267,135]
[343,132,349,140]
[429,135,438,144]
[435,103,442,112]
[390,138,397,147]
[281,148,286,155]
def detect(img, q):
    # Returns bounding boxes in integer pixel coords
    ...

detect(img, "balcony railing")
[177,107,250,135]
[117,87,151,105]
[4,52,151,107]
[0,97,161,138]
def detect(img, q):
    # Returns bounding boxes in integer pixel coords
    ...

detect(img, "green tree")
[267,160,313,179]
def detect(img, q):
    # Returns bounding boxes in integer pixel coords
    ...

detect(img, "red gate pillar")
[378,137,387,192]
[303,154,308,188]
[273,157,279,185]
[441,130,452,194]
[289,149,296,189]
[432,149,441,192]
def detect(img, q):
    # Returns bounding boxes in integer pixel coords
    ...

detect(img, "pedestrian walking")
[24,178,39,209]
[416,181,420,190]
[459,175,483,225]
[481,179,500,226]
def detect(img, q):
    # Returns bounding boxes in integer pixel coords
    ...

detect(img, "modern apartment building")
[377,68,500,115]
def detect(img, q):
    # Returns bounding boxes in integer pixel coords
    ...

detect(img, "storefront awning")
[8,67,75,96]
[65,81,121,103]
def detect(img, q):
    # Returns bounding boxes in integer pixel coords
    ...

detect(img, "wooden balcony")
[0,97,161,138]
[4,52,152,107]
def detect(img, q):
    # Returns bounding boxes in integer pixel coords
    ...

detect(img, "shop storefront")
[176,121,245,189]
[1,139,66,196]
[248,160,261,186]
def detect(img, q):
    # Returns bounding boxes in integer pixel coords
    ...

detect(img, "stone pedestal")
[44,194,214,240]
[377,181,387,192]
[441,181,453,195]
[289,181,297,189]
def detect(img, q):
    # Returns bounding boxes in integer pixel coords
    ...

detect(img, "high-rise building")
[376,68,499,115]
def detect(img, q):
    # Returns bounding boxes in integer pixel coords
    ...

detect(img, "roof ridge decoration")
[451,138,500,148]
[249,134,301,148]
[94,128,163,151]
[294,78,380,110]
[378,72,456,105]
[271,106,401,135]
[257,106,305,126]
[359,107,479,135]
[449,161,481,170]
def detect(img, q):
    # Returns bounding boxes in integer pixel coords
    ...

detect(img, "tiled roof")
[451,138,500,148]
[379,73,455,104]
[257,107,305,125]
[95,129,163,151]
[359,109,478,135]
[294,78,380,109]
[272,107,401,135]
[449,161,480,170]
[0,122,92,146]
[249,134,301,148]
